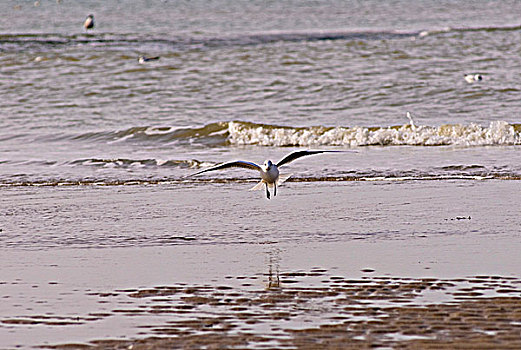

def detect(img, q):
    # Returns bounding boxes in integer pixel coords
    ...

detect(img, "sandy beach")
[1,180,520,349]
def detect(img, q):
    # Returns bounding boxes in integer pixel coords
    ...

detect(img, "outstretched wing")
[276,150,342,168]
[189,160,261,177]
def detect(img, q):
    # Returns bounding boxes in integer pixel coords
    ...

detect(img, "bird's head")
[263,160,273,170]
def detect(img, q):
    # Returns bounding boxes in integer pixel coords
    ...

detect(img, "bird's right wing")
[276,150,343,167]
[188,160,261,177]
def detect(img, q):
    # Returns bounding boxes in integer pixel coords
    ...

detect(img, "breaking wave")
[67,158,204,169]
[66,120,521,148]
[226,120,521,147]
[69,123,230,147]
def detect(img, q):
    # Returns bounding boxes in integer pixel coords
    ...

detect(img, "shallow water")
[1,180,519,248]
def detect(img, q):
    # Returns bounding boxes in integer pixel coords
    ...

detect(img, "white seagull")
[84,14,94,31]
[188,150,343,199]
[138,56,160,64]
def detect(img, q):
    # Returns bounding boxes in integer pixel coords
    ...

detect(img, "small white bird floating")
[84,14,94,31]
[188,150,344,199]
[138,56,160,64]
[464,74,482,83]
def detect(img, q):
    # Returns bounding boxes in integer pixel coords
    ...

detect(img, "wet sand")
[1,237,520,349]
[1,180,520,348]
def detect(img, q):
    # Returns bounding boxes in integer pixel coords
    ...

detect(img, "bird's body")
[138,56,160,64]
[84,14,94,31]
[188,150,343,199]
[260,160,279,184]
[464,74,482,83]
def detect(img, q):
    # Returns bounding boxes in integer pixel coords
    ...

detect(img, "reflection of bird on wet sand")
[84,14,94,31]
[265,249,280,290]
[267,263,280,290]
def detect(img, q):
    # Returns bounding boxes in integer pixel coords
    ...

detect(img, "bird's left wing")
[276,150,343,168]
[188,160,261,177]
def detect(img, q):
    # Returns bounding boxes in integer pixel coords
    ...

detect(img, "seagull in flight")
[188,150,344,199]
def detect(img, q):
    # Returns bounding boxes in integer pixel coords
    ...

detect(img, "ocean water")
[2,0,521,188]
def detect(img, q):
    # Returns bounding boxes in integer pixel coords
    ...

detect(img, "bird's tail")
[249,174,292,191]
[277,174,292,186]
[249,180,266,191]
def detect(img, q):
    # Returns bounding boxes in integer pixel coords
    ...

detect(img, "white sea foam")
[227,121,520,147]
[144,126,176,135]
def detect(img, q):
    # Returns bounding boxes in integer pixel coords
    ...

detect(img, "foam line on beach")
[2,173,521,187]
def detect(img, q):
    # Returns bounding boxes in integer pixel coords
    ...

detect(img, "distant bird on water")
[464,74,482,83]
[84,14,94,31]
[188,150,345,199]
[138,56,160,64]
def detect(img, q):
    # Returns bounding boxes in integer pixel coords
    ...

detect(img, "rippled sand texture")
[18,272,521,349]
[1,180,520,348]
[1,219,520,349]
